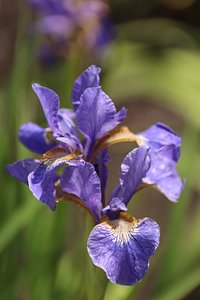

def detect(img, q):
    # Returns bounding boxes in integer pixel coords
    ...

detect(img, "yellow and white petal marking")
[42,148,82,170]
[102,212,138,246]
[91,126,137,162]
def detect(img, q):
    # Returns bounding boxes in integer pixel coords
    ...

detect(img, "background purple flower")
[28,0,113,64]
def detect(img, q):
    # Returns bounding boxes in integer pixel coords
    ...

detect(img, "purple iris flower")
[6,65,185,285]
[6,65,127,211]
[28,0,113,63]
[6,66,185,210]
[60,146,160,285]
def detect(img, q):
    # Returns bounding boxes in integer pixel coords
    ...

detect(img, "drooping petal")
[5,159,39,184]
[28,149,84,210]
[136,123,181,161]
[19,122,57,154]
[111,147,150,205]
[76,87,127,156]
[72,65,101,111]
[28,164,59,210]
[61,162,102,222]
[32,83,60,132]
[149,173,186,202]
[87,214,160,285]
[143,145,185,202]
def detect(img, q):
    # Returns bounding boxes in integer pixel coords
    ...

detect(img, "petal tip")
[32,82,41,90]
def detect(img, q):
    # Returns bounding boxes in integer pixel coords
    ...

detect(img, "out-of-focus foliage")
[1,0,200,299]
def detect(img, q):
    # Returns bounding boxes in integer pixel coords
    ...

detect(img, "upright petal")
[28,149,84,210]
[56,109,82,151]
[143,145,185,202]
[19,122,57,154]
[88,214,160,285]
[5,159,39,184]
[76,87,127,156]
[72,65,101,111]
[61,163,102,222]
[111,147,150,205]
[136,123,181,161]
[32,83,60,132]
[57,109,77,137]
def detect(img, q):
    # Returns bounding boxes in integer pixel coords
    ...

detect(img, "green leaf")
[154,268,200,300]
[0,198,41,253]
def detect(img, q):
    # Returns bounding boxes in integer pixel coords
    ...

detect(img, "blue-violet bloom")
[6,66,185,209]
[6,65,185,285]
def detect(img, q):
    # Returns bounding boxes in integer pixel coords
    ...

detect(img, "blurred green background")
[1,0,200,299]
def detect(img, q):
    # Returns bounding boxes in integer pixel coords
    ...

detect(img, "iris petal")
[32,84,82,151]
[72,65,101,111]
[111,147,150,205]
[5,159,39,184]
[76,86,127,156]
[28,149,84,210]
[87,215,160,285]
[61,162,102,222]
[143,145,185,202]
[28,164,59,210]
[19,122,57,154]
[56,109,82,151]
[32,83,60,132]
[136,122,181,161]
